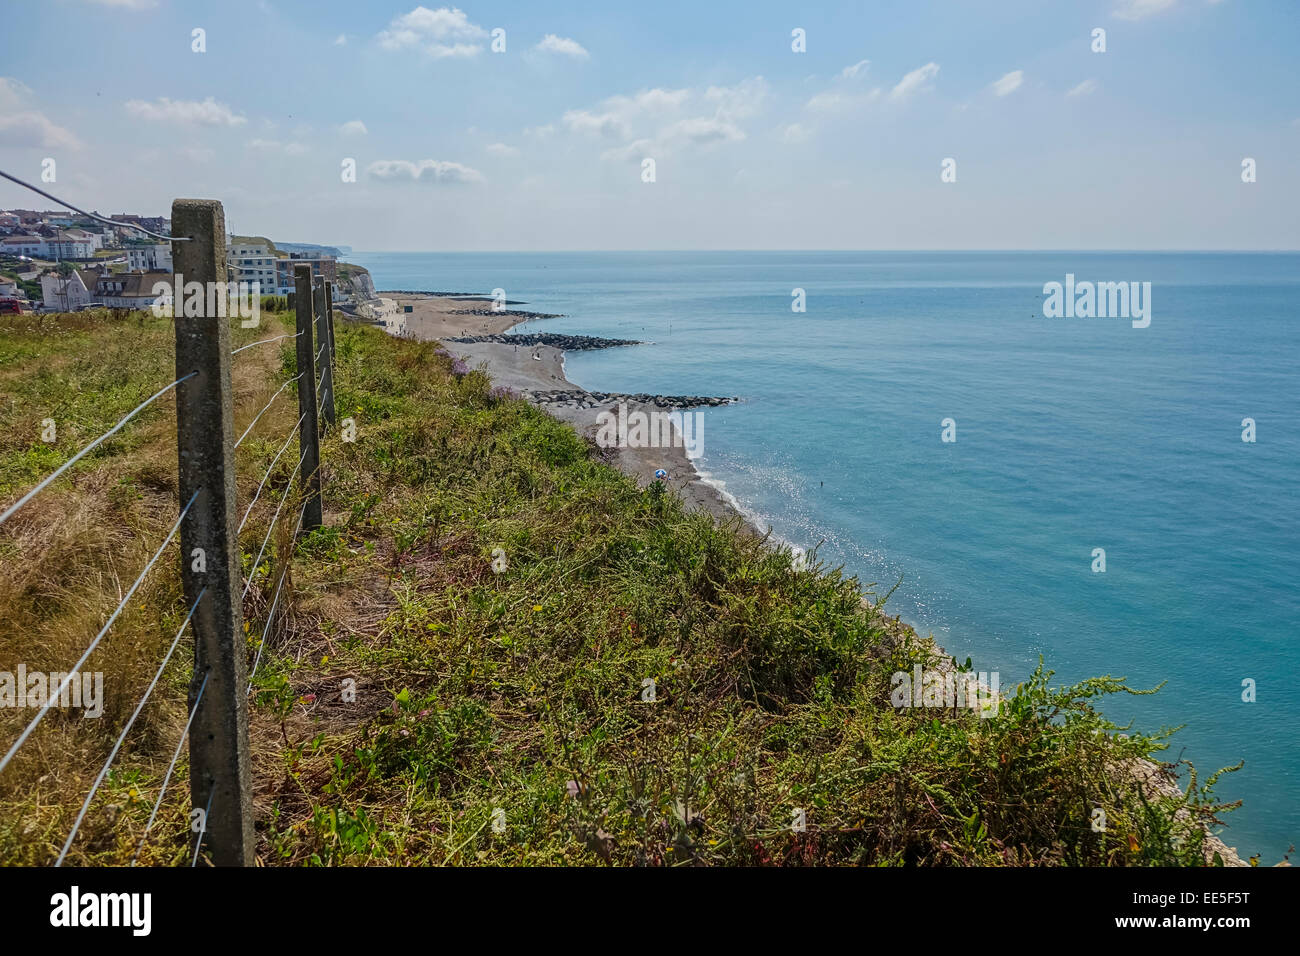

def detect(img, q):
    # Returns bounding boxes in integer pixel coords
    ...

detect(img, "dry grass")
[0,309,305,864]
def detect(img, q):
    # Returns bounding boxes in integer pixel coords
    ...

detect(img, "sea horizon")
[355,248,1300,255]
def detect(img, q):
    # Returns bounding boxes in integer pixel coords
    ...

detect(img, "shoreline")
[372,289,1248,866]
[380,291,756,533]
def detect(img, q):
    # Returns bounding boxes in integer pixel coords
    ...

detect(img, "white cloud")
[806,90,849,112]
[367,159,484,184]
[0,77,32,110]
[376,6,487,57]
[0,112,82,149]
[662,115,745,146]
[0,78,81,148]
[890,62,940,101]
[562,109,629,139]
[1113,0,1178,20]
[247,139,309,155]
[805,88,881,112]
[803,61,884,114]
[339,119,368,136]
[334,34,347,46]
[562,87,689,139]
[486,142,519,157]
[639,88,693,111]
[561,79,765,162]
[840,59,870,80]
[599,137,655,164]
[991,70,1024,97]
[1066,78,1099,97]
[125,96,247,126]
[704,76,767,120]
[781,122,811,143]
[535,34,588,58]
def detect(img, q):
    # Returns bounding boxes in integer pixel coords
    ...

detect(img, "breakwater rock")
[447,333,641,350]
[381,290,499,298]
[447,308,565,320]
[522,389,738,409]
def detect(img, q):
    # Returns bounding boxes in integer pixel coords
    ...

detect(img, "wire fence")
[0,188,342,866]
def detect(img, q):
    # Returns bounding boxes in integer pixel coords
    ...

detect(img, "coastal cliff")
[0,304,1250,866]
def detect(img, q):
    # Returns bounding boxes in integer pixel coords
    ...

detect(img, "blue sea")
[351,250,1300,860]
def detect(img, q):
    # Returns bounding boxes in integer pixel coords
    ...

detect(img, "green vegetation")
[229,234,279,256]
[0,311,1241,866]
[0,268,40,302]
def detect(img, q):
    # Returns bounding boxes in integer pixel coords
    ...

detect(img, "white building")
[43,235,95,259]
[1,233,95,259]
[227,242,276,295]
[40,270,95,311]
[126,242,172,272]
[64,228,104,252]
[1,236,44,257]
[93,272,159,310]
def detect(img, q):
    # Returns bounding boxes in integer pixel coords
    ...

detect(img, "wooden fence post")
[172,198,254,866]
[315,277,335,428]
[295,265,323,531]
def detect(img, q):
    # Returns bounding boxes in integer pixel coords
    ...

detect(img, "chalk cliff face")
[347,268,376,300]
[335,266,375,302]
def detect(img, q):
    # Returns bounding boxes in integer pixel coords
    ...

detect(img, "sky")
[0,0,1297,251]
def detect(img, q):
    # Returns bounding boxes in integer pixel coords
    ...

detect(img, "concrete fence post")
[326,281,337,354]
[326,280,337,398]
[315,277,335,428]
[172,198,254,867]
[295,265,323,531]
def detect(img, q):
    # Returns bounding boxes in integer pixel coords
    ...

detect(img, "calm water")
[352,250,1300,859]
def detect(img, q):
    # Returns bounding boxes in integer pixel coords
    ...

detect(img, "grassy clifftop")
[0,310,1240,865]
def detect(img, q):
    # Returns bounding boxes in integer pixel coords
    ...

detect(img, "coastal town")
[0,206,372,315]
